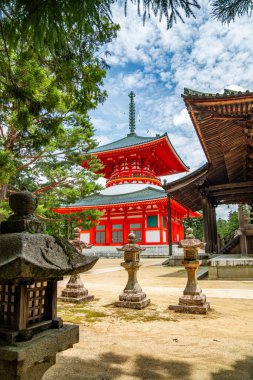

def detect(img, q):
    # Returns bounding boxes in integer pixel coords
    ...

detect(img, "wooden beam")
[209,181,253,191]
[167,194,173,256]
[210,188,253,197]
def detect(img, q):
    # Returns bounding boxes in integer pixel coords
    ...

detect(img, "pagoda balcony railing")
[109,173,157,180]
[106,175,161,187]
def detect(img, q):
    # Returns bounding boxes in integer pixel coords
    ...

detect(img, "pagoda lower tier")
[54,186,200,246]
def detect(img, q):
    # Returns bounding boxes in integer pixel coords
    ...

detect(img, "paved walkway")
[84,282,253,299]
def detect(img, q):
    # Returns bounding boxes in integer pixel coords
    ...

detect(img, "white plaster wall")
[80,232,90,244]
[146,230,160,243]
[163,231,167,242]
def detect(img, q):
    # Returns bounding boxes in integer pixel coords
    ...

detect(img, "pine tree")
[0,7,118,233]
[211,0,253,24]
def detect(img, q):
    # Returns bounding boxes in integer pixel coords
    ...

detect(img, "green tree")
[217,206,250,243]
[183,217,203,240]
[0,0,201,46]
[0,7,118,233]
[1,0,252,48]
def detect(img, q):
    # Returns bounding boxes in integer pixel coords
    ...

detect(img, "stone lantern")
[0,190,98,380]
[115,231,150,309]
[59,227,94,303]
[169,227,210,314]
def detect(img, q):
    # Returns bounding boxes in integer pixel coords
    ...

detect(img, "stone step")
[197,267,208,279]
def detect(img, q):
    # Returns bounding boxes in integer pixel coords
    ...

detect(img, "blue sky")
[90,0,252,219]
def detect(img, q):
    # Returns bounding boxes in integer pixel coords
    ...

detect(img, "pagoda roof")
[57,187,167,209]
[54,186,200,218]
[91,133,167,153]
[85,132,189,177]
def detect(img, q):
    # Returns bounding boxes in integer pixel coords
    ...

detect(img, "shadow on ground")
[158,269,186,278]
[43,351,192,380]
[211,355,253,380]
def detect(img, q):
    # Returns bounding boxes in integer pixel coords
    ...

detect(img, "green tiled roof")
[63,187,166,208]
[91,133,167,154]
[183,88,253,98]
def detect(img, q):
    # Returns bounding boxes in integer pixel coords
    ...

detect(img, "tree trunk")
[0,185,8,200]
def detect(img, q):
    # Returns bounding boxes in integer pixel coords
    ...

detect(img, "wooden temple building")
[54,92,199,249]
[164,88,253,255]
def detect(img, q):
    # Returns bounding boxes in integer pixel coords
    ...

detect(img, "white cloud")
[216,205,237,221]
[90,0,253,200]
[95,135,111,146]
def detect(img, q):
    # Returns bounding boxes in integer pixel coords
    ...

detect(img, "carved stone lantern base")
[115,291,150,309]
[169,260,210,314]
[169,294,210,314]
[58,274,94,304]
[115,261,150,309]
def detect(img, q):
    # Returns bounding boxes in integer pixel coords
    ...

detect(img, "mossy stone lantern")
[0,189,98,344]
[115,232,150,309]
[169,228,210,314]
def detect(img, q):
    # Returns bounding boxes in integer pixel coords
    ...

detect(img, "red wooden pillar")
[159,206,163,243]
[123,206,129,243]
[105,209,111,244]
[90,226,95,245]
[142,206,146,244]
[167,194,173,256]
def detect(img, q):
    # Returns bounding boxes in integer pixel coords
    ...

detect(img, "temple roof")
[54,185,200,218]
[182,88,253,184]
[163,88,253,209]
[57,187,166,208]
[83,92,189,177]
[86,132,189,177]
[184,88,253,98]
[163,164,210,211]
[91,133,164,154]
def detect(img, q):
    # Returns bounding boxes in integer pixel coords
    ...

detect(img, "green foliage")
[1,0,251,46]
[217,206,250,242]
[0,151,16,184]
[0,199,11,222]
[0,2,118,235]
[183,217,203,240]
[126,0,200,29]
[0,0,201,47]
[211,0,253,24]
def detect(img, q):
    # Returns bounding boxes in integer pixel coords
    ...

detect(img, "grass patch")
[57,302,177,324]
[57,304,108,323]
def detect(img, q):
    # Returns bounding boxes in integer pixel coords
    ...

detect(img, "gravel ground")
[43,258,253,380]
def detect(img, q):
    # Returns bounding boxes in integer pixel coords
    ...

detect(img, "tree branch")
[33,177,69,194]
[36,214,74,222]
[15,156,41,172]
[0,125,6,141]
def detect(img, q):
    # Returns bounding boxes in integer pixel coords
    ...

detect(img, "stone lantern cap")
[117,231,146,253]
[179,228,204,249]
[0,189,98,282]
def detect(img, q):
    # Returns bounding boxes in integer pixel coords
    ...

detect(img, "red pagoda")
[54,92,199,248]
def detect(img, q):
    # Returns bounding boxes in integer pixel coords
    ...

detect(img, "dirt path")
[43,259,253,380]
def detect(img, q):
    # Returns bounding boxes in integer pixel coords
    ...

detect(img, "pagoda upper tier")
[83,92,189,187]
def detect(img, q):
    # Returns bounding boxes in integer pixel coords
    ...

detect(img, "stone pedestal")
[115,251,150,309]
[169,260,210,314]
[0,324,78,380]
[59,273,94,303]
[169,228,210,315]
[115,232,150,309]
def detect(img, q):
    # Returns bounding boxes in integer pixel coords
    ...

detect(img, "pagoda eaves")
[82,132,189,186]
